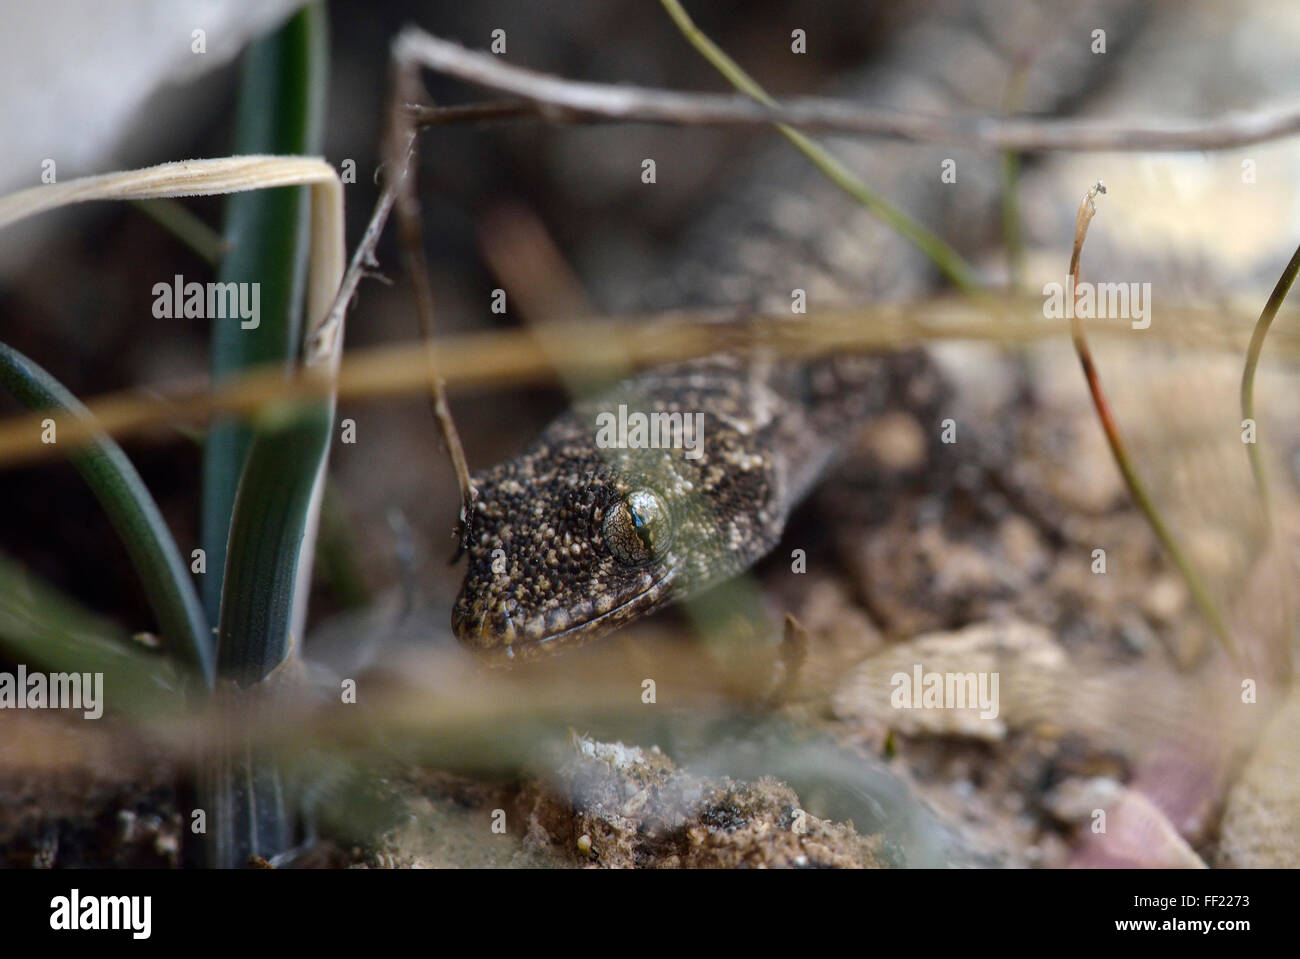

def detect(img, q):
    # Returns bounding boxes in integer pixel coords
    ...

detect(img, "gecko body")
[452,348,943,661]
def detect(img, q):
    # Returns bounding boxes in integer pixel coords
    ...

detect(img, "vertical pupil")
[630,507,653,549]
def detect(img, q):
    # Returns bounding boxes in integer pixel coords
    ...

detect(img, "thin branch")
[1067,182,1237,662]
[304,86,480,557]
[303,158,401,366]
[409,100,542,127]
[1240,240,1300,525]
[391,27,1300,153]
[389,47,478,555]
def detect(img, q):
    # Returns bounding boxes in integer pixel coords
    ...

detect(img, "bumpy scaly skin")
[453,351,909,661]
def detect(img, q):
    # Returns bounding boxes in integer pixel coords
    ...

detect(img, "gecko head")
[452,447,685,664]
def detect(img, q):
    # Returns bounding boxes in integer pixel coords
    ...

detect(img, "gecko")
[452,348,946,662]
[452,0,1144,662]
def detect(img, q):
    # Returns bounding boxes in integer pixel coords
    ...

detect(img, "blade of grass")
[200,2,336,869]
[1240,239,1300,523]
[216,402,334,688]
[207,400,334,867]
[1067,182,1236,661]
[130,199,228,266]
[0,343,213,686]
[0,34,348,885]
[1,299,1293,468]
[657,0,984,300]
[0,151,346,816]
[202,2,329,626]
[0,551,187,718]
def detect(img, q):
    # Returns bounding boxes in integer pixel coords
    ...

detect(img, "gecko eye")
[603,488,673,566]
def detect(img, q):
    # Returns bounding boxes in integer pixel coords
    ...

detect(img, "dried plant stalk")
[1066,182,1236,661]
[0,157,344,370]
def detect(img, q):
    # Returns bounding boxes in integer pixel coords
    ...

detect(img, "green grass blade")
[217,402,333,687]
[0,552,187,718]
[201,2,329,625]
[130,198,228,266]
[1241,239,1300,522]
[207,399,334,860]
[0,343,213,686]
[199,3,331,868]
[658,0,984,299]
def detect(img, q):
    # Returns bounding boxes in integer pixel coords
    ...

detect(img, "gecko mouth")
[456,570,677,664]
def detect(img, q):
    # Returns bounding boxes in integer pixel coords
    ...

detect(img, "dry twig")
[388,48,478,554]
[0,300,1287,469]
[393,28,1300,153]
[1066,182,1236,662]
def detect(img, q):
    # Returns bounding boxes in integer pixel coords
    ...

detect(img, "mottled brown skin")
[453,349,925,662]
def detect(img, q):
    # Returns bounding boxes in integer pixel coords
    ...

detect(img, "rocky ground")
[8,326,1293,870]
